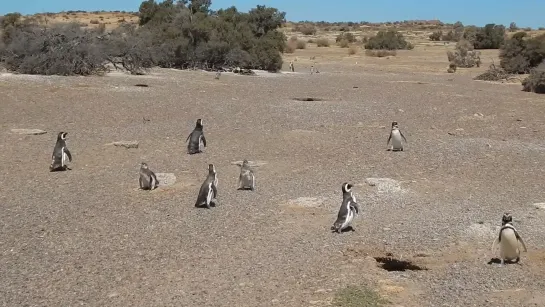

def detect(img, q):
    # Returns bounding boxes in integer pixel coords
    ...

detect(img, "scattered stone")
[532,202,545,210]
[11,128,47,135]
[155,173,177,187]
[106,141,139,149]
[364,178,403,194]
[231,160,267,167]
[284,197,327,208]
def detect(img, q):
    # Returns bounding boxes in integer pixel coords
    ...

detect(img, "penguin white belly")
[499,229,520,260]
[340,210,354,230]
[61,147,67,166]
[391,131,403,149]
[198,135,204,151]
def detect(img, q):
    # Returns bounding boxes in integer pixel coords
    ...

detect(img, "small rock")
[456,128,464,131]
[532,202,545,210]
[155,173,176,187]
[11,128,47,135]
[516,118,523,121]
[474,113,484,117]
[106,141,139,149]
[520,127,527,129]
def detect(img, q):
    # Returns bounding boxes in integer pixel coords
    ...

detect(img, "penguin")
[186,119,207,154]
[49,132,72,172]
[139,162,159,190]
[387,121,407,151]
[195,164,219,209]
[491,212,528,266]
[331,183,361,233]
[215,71,221,79]
[237,159,256,191]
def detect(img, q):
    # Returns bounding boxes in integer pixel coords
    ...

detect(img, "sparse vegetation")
[293,24,316,35]
[474,63,510,81]
[336,32,356,43]
[89,19,99,24]
[348,45,358,55]
[316,37,330,47]
[364,30,413,50]
[447,39,481,68]
[365,49,396,57]
[522,68,545,93]
[333,286,388,307]
[296,39,306,49]
[500,32,545,73]
[338,39,350,48]
[429,30,442,41]
[0,1,288,75]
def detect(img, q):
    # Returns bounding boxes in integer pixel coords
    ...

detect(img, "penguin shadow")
[386,148,404,152]
[487,257,522,266]
[331,226,356,233]
[195,201,217,209]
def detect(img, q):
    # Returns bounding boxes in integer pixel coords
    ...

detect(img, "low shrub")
[348,46,358,55]
[365,49,396,57]
[307,38,315,44]
[500,32,545,73]
[429,31,442,41]
[336,32,356,43]
[288,35,298,42]
[284,42,296,53]
[447,63,457,73]
[89,19,99,24]
[474,63,510,81]
[364,30,413,50]
[338,39,349,48]
[316,38,330,47]
[522,68,545,93]
[294,24,316,35]
[296,39,306,49]
[447,39,481,68]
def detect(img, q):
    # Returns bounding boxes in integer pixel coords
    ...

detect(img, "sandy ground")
[1,44,545,307]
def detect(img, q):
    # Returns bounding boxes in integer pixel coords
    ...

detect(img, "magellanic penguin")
[387,121,407,152]
[331,183,361,233]
[491,212,528,266]
[49,132,72,172]
[186,119,207,154]
[195,164,219,209]
[139,162,159,190]
[237,159,256,191]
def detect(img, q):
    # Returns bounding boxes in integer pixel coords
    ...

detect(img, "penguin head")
[58,132,68,140]
[196,119,203,129]
[501,212,513,225]
[208,163,216,174]
[242,159,249,166]
[140,162,149,169]
[391,121,399,128]
[342,182,353,193]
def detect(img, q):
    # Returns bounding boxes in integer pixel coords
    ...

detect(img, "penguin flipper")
[201,135,207,147]
[65,148,73,162]
[515,231,528,252]
[351,202,361,215]
[386,133,392,145]
[491,237,499,254]
[400,131,408,143]
[185,132,192,143]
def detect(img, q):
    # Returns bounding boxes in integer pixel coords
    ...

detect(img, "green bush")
[472,24,506,49]
[429,31,442,41]
[0,1,288,74]
[447,39,481,68]
[336,32,356,43]
[316,37,330,47]
[500,32,545,73]
[364,30,413,50]
[522,67,545,93]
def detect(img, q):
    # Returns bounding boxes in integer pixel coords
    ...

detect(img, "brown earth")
[1,41,545,307]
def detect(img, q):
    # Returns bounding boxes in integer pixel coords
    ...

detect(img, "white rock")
[365,178,403,194]
[533,202,545,210]
[11,128,47,135]
[105,141,139,149]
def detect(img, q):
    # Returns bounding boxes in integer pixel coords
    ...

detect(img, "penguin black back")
[186,119,206,154]
[50,132,72,171]
[195,163,218,208]
[139,162,159,190]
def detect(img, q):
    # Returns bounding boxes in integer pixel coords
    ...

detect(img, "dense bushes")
[472,24,506,49]
[0,0,288,75]
[447,39,481,68]
[500,32,545,73]
[364,30,413,50]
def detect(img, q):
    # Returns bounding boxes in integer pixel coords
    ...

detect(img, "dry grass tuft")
[316,38,330,47]
[348,46,358,55]
[365,49,396,57]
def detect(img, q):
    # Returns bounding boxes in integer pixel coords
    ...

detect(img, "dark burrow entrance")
[374,255,427,272]
[292,97,325,101]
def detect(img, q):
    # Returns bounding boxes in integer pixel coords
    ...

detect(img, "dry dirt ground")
[1,43,545,307]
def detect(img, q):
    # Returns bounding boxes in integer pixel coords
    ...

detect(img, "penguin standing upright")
[49,132,72,172]
[195,164,219,209]
[237,159,256,191]
[139,162,159,190]
[387,121,407,151]
[491,212,528,266]
[186,119,207,154]
[331,183,361,233]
